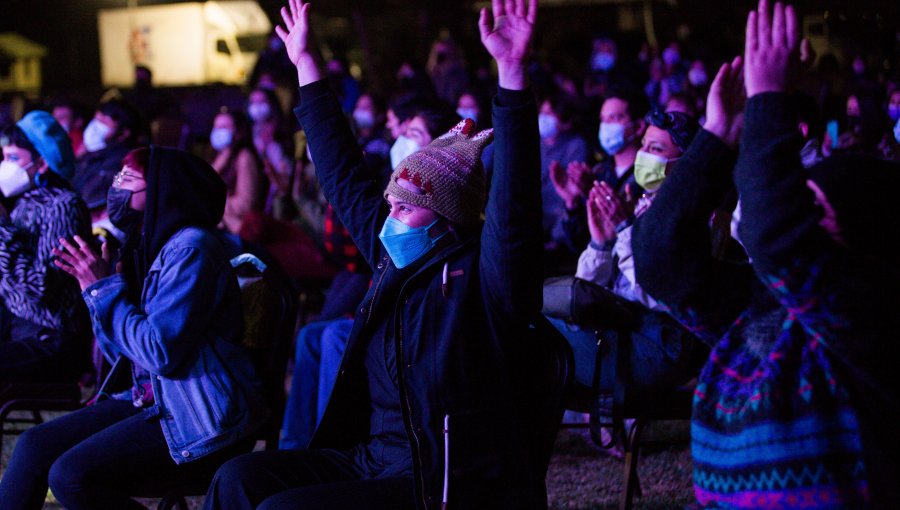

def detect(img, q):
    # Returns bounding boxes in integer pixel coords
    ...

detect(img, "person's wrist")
[295,54,324,86]
[496,60,527,90]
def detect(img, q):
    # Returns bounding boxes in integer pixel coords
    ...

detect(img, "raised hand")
[53,236,112,291]
[479,0,538,90]
[275,0,323,86]
[744,0,800,98]
[705,56,745,148]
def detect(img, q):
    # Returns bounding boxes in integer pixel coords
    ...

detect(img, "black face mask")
[107,187,144,233]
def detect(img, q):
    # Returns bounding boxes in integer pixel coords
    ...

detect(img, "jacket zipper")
[442,414,450,509]
[398,309,429,509]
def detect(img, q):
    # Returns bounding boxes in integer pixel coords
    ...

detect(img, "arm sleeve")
[0,193,89,316]
[479,87,544,319]
[632,129,753,343]
[575,243,614,285]
[295,80,385,270]
[84,246,228,376]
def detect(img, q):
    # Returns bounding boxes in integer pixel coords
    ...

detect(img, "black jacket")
[296,80,548,510]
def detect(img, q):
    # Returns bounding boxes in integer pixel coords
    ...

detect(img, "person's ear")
[634,119,647,136]
[33,157,50,176]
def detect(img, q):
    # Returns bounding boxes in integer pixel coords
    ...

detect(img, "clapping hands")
[586,181,633,245]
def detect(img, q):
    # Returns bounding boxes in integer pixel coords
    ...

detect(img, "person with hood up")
[0,110,92,383]
[0,146,268,510]
[204,0,549,509]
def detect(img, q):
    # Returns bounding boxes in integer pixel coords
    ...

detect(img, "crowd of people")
[0,0,898,508]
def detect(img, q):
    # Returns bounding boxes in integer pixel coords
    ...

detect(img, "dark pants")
[0,305,89,383]
[204,449,415,510]
[0,399,251,510]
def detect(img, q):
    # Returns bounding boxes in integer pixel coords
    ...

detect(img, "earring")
[34,172,48,188]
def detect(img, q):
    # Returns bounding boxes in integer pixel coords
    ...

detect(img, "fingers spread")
[280,6,294,31]
[757,0,771,48]
[527,0,538,24]
[772,2,785,48]
[786,5,800,50]
[745,11,758,54]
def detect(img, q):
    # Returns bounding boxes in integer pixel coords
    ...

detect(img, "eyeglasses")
[112,169,146,191]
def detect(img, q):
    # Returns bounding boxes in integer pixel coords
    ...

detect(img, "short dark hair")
[605,87,650,122]
[0,124,40,161]
[98,99,142,141]
[412,102,458,139]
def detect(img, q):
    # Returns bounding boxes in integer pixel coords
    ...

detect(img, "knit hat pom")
[385,119,493,226]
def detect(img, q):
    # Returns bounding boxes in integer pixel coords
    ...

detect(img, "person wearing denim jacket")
[0,146,267,510]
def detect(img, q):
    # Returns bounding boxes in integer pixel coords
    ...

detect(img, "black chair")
[564,329,696,510]
[148,253,298,509]
[0,346,99,470]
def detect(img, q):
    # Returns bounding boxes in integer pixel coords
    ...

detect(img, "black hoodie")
[122,146,226,298]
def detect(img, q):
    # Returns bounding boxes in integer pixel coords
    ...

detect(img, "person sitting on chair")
[204,1,549,509]
[0,146,267,510]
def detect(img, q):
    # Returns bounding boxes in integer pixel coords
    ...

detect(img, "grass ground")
[2,412,693,509]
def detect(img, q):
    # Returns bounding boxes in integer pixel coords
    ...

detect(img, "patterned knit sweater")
[0,185,91,332]
[633,96,900,508]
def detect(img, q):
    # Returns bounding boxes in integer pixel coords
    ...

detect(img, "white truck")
[98,1,272,87]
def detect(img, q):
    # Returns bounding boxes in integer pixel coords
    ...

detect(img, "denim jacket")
[83,226,267,463]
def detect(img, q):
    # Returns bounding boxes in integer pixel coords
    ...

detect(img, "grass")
[2,412,693,509]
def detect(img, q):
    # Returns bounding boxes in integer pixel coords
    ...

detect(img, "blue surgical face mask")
[378,217,446,269]
[353,109,376,130]
[894,118,900,145]
[591,52,616,72]
[890,105,900,123]
[599,122,628,155]
[456,108,478,124]
[538,113,559,140]
[210,128,233,151]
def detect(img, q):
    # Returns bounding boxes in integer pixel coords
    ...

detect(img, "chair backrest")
[231,253,297,449]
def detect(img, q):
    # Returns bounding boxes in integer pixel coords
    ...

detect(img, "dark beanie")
[808,154,900,265]
[644,109,701,152]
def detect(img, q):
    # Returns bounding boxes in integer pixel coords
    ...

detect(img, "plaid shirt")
[323,204,367,273]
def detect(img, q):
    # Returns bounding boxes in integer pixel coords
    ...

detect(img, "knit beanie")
[16,110,76,181]
[384,118,493,226]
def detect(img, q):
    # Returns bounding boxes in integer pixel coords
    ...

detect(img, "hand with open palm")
[275,0,324,86]
[478,0,538,90]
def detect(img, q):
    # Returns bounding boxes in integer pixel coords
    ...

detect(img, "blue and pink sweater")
[633,95,900,508]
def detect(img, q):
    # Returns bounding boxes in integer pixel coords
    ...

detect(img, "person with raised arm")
[633,1,900,507]
[204,1,549,509]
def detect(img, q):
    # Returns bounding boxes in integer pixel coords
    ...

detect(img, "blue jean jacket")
[83,227,267,463]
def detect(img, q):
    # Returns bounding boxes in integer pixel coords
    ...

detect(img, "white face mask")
[210,128,234,151]
[83,119,111,153]
[0,160,34,198]
[390,135,421,170]
[247,102,272,123]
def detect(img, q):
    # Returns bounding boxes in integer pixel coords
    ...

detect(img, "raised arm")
[632,58,754,343]
[278,0,385,267]
[478,0,544,319]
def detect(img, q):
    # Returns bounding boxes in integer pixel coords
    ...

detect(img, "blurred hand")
[567,161,594,195]
[705,56,745,148]
[549,160,579,208]
[53,236,112,291]
[586,181,630,244]
[744,0,800,98]
[479,0,537,89]
[275,0,323,85]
